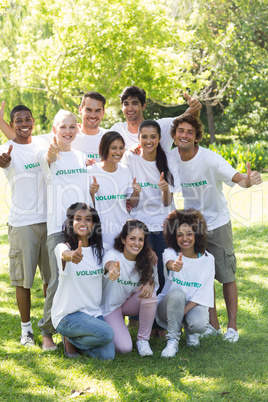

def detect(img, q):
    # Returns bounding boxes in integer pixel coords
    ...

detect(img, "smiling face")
[105,139,125,164]
[11,110,34,144]
[122,228,145,261]
[53,115,77,148]
[176,223,195,256]
[173,122,197,153]
[79,97,105,132]
[122,96,146,124]
[139,125,160,160]
[73,209,94,243]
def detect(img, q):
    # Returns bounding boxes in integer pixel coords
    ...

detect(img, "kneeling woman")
[101,219,158,356]
[51,202,115,360]
[157,209,215,358]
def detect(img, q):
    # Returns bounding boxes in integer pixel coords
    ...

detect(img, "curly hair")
[62,202,104,264]
[10,105,33,123]
[138,120,174,186]
[170,115,204,145]
[114,219,155,285]
[163,208,207,254]
[119,86,146,106]
[99,131,125,161]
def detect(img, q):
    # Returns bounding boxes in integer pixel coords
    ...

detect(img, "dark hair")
[81,91,106,108]
[63,202,104,264]
[99,131,125,161]
[163,208,207,254]
[114,219,155,285]
[139,120,174,186]
[10,105,33,122]
[170,115,204,145]
[120,86,146,106]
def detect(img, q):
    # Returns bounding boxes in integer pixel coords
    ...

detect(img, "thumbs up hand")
[173,253,183,272]
[71,240,83,264]
[247,162,262,186]
[90,176,100,195]
[0,144,13,168]
[158,172,169,192]
[132,177,141,194]
[47,136,60,163]
[184,92,202,113]
[108,260,121,281]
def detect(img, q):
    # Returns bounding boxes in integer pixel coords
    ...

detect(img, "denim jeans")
[148,231,167,294]
[57,311,115,360]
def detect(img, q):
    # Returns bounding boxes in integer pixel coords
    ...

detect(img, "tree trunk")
[206,102,216,143]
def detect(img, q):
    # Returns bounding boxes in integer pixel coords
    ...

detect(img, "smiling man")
[0,105,50,347]
[111,86,201,152]
[168,115,262,342]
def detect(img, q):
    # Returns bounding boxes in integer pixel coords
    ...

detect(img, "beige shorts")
[206,221,236,284]
[8,223,50,289]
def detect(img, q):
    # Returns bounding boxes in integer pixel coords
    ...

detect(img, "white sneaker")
[199,324,222,338]
[223,328,239,343]
[161,339,179,358]
[136,340,153,356]
[20,331,35,346]
[186,333,200,347]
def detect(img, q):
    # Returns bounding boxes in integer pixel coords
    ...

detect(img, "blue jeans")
[56,312,115,360]
[148,231,167,294]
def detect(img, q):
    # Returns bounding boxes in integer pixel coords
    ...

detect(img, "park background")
[0,0,267,400]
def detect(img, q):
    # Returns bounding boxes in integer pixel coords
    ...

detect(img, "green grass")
[0,171,267,401]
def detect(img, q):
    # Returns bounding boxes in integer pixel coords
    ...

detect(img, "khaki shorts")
[8,223,51,289]
[206,221,236,284]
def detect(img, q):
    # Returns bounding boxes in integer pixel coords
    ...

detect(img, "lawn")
[0,171,267,401]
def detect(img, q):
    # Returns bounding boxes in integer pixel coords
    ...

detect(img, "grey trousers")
[157,289,209,341]
[38,231,65,337]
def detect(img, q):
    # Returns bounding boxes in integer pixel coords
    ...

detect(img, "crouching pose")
[101,219,158,356]
[51,203,115,360]
[157,209,215,357]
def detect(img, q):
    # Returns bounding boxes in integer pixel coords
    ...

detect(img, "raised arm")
[0,101,16,140]
[182,93,202,118]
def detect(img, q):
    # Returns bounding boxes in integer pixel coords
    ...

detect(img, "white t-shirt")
[51,243,105,329]
[88,163,133,246]
[71,128,107,161]
[158,248,215,308]
[122,151,181,231]
[0,138,48,227]
[38,149,91,235]
[111,118,174,153]
[168,146,238,230]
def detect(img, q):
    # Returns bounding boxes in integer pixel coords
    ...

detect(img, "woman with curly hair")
[157,209,215,358]
[51,202,115,360]
[101,219,158,357]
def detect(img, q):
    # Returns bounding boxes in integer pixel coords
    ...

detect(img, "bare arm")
[0,101,16,140]
[184,301,198,315]
[232,162,262,188]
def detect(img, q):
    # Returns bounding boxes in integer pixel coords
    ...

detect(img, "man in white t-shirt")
[110,86,201,153]
[168,115,262,342]
[0,92,107,162]
[0,105,50,347]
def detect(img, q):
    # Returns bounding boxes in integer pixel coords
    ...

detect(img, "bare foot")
[42,336,57,351]
[64,337,78,355]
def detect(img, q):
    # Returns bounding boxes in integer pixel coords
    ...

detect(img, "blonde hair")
[52,109,77,128]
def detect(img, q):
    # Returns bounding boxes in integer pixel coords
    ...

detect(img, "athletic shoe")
[186,333,200,347]
[136,340,153,356]
[20,331,35,346]
[161,339,179,358]
[199,324,222,338]
[223,328,239,343]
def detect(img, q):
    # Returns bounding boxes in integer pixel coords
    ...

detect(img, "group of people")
[0,86,262,359]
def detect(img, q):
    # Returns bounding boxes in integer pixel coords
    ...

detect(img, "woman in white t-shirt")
[88,131,141,246]
[157,209,215,358]
[123,120,181,295]
[101,219,158,357]
[51,202,115,360]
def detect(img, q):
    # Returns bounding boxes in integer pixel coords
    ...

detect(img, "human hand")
[129,143,141,155]
[90,176,100,194]
[184,93,202,113]
[132,177,141,194]
[173,253,183,272]
[137,282,154,298]
[47,136,59,163]
[108,261,120,281]
[0,144,12,168]
[71,240,83,264]
[86,158,96,167]
[247,162,262,186]
[158,172,169,192]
